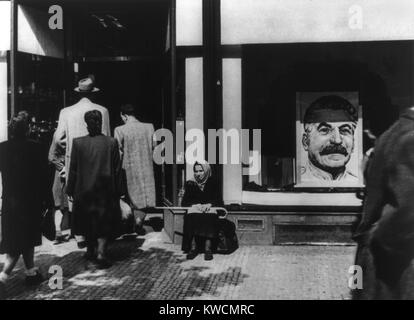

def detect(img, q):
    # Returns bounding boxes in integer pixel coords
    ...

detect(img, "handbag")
[41,207,56,241]
[215,219,239,254]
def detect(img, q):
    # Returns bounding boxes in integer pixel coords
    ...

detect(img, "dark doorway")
[63,0,173,204]
[78,60,166,132]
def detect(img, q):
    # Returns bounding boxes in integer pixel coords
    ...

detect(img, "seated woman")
[181,161,222,261]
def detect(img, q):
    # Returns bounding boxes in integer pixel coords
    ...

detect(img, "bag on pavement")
[215,219,239,255]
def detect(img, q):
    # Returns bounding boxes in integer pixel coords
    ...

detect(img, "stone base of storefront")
[163,208,361,246]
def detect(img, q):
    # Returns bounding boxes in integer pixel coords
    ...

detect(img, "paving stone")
[0,229,356,300]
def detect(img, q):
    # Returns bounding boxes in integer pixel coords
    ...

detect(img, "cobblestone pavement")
[0,220,356,300]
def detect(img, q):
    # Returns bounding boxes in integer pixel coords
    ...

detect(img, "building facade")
[1,0,414,244]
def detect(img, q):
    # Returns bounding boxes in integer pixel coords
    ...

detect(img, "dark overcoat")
[181,178,223,252]
[353,109,414,300]
[0,139,49,255]
[66,134,124,240]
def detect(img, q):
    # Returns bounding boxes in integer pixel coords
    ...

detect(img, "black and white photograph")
[295,91,363,188]
[0,0,413,305]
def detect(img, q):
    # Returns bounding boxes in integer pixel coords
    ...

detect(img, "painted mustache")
[320,144,348,156]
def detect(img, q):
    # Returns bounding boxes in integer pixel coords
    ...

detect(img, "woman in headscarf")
[181,160,222,261]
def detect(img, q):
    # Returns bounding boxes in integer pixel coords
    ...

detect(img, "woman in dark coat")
[0,111,49,294]
[181,161,222,261]
[66,110,124,269]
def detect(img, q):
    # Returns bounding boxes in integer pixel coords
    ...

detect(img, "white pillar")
[0,2,10,51]
[176,0,202,46]
[185,58,204,178]
[222,58,242,204]
[0,57,7,143]
[0,0,11,239]
[0,59,6,227]
[0,1,10,142]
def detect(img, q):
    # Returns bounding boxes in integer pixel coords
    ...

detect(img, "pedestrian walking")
[0,111,50,299]
[48,131,69,244]
[353,108,414,299]
[114,104,156,234]
[66,110,124,269]
[52,75,111,247]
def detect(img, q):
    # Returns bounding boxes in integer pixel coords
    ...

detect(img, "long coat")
[66,135,123,239]
[53,97,111,177]
[48,131,68,209]
[0,139,49,254]
[181,178,223,252]
[114,120,155,209]
[353,109,414,299]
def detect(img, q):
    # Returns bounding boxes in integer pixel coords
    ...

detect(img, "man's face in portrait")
[303,121,356,171]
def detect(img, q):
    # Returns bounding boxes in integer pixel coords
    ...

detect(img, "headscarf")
[193,160,212,191]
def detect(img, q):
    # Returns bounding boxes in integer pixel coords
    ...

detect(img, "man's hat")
[74,75,100,93]
[304,95,358,123]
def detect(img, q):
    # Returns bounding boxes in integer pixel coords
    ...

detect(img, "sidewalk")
[0,222,356,300]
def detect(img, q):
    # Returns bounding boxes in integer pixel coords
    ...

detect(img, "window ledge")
[242,191,363,207]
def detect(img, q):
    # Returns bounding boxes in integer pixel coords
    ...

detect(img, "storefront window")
[13,52,64,143]
[242,41,410,192]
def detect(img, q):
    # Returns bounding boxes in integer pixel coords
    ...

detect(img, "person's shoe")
[94,258,112,269]
[54,234,68,245]
[77,241,87,249]
[186,250,198,260]
[204,252,213,261]
[83,251,96,261]
[122,233,137,241]
[135,225,146,236]
[25,271,43,286]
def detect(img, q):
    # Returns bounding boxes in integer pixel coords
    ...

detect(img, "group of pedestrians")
[56,76,156,262]
[0,75,156,298]
[3,73,413,301]
[0,74,232,300]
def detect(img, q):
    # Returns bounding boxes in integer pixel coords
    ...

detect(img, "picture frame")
[295,91,363,188]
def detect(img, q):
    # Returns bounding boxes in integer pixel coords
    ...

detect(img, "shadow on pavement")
[4,237,248,300]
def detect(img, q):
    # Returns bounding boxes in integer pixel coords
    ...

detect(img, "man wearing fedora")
[50,75,111,247]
